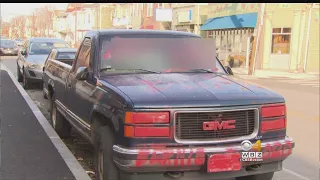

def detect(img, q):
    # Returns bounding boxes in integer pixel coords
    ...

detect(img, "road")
[1,56,319,180]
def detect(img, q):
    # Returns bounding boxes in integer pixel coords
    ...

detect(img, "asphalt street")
[1,56,319,180]
[0,69,77,180]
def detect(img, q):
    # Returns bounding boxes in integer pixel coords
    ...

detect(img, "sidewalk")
[232,67,320,80]
[0,69,91,180]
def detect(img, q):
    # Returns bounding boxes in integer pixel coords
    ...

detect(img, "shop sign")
[208,3,259,17]
[155,8,173,22]
[113,17,129,26]
[279,3,290,8]
[178,10,192,23]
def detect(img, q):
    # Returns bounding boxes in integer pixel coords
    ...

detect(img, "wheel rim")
[51,105,57,129]
[98,149,104,180]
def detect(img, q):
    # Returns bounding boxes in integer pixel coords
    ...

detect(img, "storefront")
[201,12,257,67]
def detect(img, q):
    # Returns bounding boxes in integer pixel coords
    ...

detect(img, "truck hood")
[26,54,49,65]
[101,73,284,108]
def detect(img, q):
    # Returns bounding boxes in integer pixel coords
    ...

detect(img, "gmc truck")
[43,30,295,180]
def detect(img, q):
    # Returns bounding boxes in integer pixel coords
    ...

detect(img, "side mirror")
[224,66,234,75]
[75,66,89,80]
[20,49,26,55]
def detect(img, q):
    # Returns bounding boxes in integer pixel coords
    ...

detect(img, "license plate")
[207,153,241,173]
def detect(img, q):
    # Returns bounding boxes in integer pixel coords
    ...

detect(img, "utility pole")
[248,3,265,75]
[74,11,77,48]
[197,4,200,35]
[32,12,35,37]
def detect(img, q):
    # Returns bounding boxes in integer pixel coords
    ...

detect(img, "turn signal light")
[124,126,170,138]
[261,104,286,118]
[124,112,171,138]
[261,118,286,133]
[261,104,287,134]
[125,112,170,124]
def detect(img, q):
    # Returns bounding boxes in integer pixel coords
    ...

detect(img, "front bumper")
[113,136,294,179]
[24,67,43,83]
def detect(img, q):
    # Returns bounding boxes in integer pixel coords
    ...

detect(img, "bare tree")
[35,4,54,37]
[10,16,26,39]
[1,21,11,38]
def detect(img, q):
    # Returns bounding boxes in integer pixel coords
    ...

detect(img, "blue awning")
[200,12,258,31]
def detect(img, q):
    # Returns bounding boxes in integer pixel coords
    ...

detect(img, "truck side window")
[74,38,92,72]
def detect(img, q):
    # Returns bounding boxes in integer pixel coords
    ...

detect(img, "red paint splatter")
[135,148,205,167]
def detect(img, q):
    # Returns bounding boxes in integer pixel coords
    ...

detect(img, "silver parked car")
[17,38,70,89]
[14,38,25,47]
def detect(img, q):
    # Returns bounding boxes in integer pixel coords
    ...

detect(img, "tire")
[43,82,48,99]
[50,94,71,138]
[95,125,120,180]
[22,69,31,89]
[236,172,274,180]
[17,64,23,82]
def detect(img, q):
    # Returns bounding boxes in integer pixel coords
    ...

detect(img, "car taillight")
[261,104,286,133]
[124,112,170,138]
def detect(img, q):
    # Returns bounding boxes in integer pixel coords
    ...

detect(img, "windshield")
[99,35,225,74]
[57,52,76,59]
[0,40,17,48]
[29,42,69,55]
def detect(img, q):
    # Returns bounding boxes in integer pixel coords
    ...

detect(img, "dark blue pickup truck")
[43,30,294,180]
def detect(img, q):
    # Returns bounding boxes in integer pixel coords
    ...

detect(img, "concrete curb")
[0,62,92,180]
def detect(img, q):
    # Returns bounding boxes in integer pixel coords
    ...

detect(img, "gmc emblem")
[203,120,236,131]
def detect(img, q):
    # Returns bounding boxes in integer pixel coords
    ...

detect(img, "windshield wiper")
[100,67,160,74]
[187,69,214,73]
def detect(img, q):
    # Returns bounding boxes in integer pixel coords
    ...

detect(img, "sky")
[1,3,68,22]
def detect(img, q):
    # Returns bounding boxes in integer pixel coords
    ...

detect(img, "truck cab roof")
[84,29,201,38]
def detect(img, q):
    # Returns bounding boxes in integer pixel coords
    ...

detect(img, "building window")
[158,3,164,9]
[147,3,153,17]
[271,27,291,54]
[88,13,91,24]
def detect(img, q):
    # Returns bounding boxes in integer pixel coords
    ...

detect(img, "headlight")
[28,63,41,69]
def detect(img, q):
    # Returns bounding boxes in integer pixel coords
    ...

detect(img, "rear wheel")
[236,172,274,180]
[50,94,71,138]
[43,82,48,99]
[17,64,23,82]
[94,125,120,180]
[22,70,31,89]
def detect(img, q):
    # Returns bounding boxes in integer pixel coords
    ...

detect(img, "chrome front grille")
[174,109,257,142]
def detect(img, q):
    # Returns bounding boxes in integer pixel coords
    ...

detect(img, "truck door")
[65,37,95,134]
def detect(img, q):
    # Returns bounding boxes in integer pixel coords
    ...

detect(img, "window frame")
[72,37,92,73]
[271,27,292,54]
